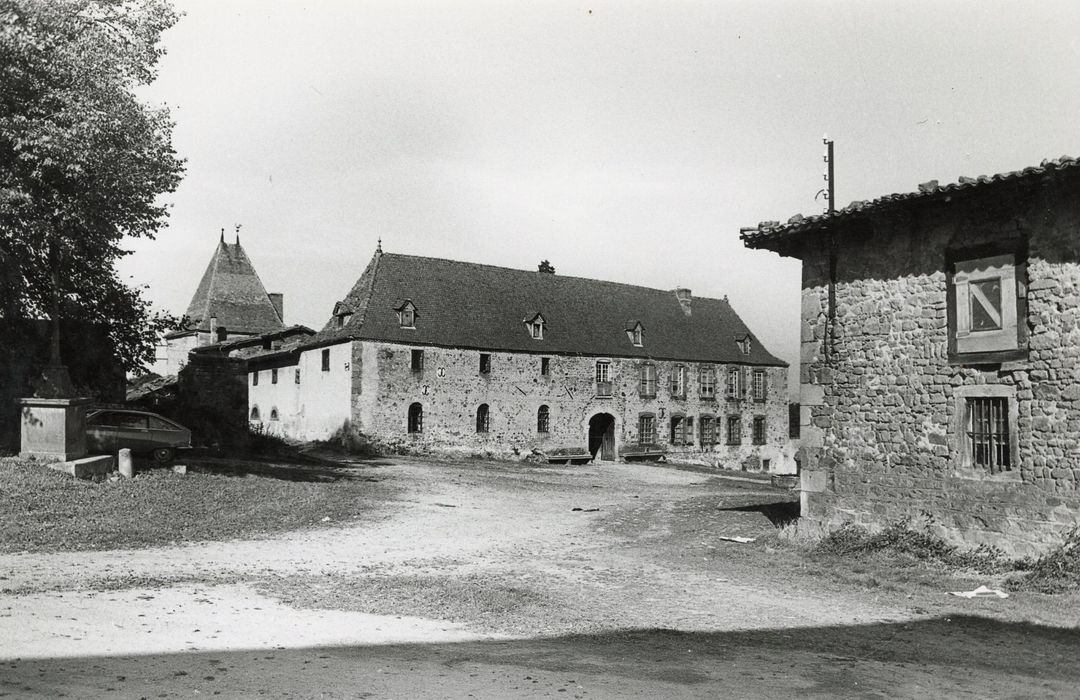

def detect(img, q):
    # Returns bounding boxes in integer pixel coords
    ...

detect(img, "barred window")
[639,414,656,444]
[726,415,742,445]
[752,416,766,445]
[537,405,550,433]
[967,397,1011,473]
[700,415,715,446]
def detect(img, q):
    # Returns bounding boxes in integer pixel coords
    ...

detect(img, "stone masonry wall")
[798,181,1080,555]
[353,340,794,470]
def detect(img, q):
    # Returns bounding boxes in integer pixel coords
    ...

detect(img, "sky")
[119,0,1080,393]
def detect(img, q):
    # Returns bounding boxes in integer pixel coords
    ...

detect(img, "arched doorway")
[588,413,616,461]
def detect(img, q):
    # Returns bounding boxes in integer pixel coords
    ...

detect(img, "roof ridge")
[379,252,733,303]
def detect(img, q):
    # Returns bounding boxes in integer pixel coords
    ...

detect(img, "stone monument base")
[17,397,93,462]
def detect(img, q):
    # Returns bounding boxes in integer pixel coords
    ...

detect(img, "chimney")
[209,315,217,336]
[674,288,692,317]
[269,293,284,322]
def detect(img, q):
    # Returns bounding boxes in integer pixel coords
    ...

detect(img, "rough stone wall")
[353,340,793,469]
[798,181,1080,555]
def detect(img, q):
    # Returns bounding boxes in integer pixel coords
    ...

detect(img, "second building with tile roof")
[247,249,794,470]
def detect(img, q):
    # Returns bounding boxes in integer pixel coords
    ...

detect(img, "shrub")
[1007,527,1080,594]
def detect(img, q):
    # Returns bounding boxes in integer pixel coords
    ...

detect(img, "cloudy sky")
[121,0,1080,390]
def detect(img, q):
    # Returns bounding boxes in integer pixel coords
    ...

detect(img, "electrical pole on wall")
[823,136,837,359]
[823,136,835,213]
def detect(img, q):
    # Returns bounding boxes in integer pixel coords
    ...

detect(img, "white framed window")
[639,363,656,398]
[397,301,417,329]
[526,313,546,340]
[670,364,686,398]
[951,254,1019,355]
[726,368,741,399]
[595,360,612,397]
[752,369,766,402]
[699,366,716,399]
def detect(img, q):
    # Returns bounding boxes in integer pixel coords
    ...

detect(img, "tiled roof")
[741,156,1080,250]
[183,238,285,334]
[304,252,786,366]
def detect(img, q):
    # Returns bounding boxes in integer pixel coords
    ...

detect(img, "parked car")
[85,409,192,464]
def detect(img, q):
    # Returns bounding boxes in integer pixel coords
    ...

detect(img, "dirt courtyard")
[2,456,1079,698]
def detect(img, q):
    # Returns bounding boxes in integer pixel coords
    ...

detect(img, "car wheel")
[153,447,175,465]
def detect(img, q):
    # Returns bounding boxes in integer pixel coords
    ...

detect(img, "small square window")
[411,349,424,371]
[540,357,550,376]
[294,368,301,385]
[967,397,1012,473]
[479,353,491,374]
[321,348,331,372]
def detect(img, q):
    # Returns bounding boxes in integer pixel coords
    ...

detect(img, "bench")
[545,447,593,465]
[619,444,667,462]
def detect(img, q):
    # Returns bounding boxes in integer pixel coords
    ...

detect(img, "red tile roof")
[306,252,786,366]
[182,239,285,334]
[741,156,1080,251]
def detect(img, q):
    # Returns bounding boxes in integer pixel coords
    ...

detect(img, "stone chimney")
[674,287,692,317]
[269,293,284,322]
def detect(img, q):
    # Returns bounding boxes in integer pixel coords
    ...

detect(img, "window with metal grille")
[726,415,742,445]
[639,363,656,398]
[752,416,766,445]
[479,353,491,374]
[699,366,715,399]
[408,402,423,434]
[752,370,766,402]
[476,404,490,433]
[967,397,1011,472]
[537,405,549,433]
[700,415,715,446]
[639,414,656,444]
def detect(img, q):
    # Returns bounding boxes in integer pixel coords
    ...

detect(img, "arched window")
[250,405,260,421]
[269,407,279,421]
[537,405,550,433]
[476,404,490,433]
[408,402,423,434]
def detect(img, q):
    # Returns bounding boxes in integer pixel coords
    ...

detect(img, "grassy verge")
[0,456,388,553]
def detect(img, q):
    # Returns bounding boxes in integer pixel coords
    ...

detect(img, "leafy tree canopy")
[0,0,185,374]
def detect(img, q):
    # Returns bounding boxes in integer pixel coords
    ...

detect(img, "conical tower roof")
[183,236,284,334]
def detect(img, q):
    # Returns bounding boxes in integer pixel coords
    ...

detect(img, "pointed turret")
[183,235,285,336]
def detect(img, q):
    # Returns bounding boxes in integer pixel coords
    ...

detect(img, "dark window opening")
[537,405,550,433]
[250,406,260,421]
[411,349,424,371]
[321,348,331,371]
[295,368,301,385]
[541,357,550,376]
[476,404,490,433]
[252,371,259,386]
[479,353,491,374]
[271,369,278,384]
[789,403,800,439]
[270,407,279,421]
[670,415,687,445]
[408,402,423,434]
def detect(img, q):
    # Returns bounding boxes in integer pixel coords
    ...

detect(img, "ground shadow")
[719,500,801,527]
[176,453,395,483]
[6,615,1080,698]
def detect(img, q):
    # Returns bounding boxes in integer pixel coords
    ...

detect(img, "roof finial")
[235,223,242,245]
[376,237,382,254]
[220,227,224,243]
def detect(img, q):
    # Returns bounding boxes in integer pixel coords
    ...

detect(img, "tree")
[537,260,555,274]
[0,0,185,387]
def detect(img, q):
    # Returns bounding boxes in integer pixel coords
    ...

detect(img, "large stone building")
[248,249,794,469]
[155,232,286,375]
[742,156,1080,554]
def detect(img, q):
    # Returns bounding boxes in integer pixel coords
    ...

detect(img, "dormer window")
[737,335,751,355]
[332,301,355,330]
[525,313,546,340]
[337,313,353,329]
[626,321,644,347]
[396,300,417,329]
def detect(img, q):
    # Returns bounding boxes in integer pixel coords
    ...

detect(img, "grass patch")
[0,456,388,553]
[260,572,554,633]
[1007,528,1080,594]
[812,521,1025,576]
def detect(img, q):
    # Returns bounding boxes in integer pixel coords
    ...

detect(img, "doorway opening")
[588,413,616,461]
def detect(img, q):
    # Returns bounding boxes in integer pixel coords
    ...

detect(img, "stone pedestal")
[17,397,93,462]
